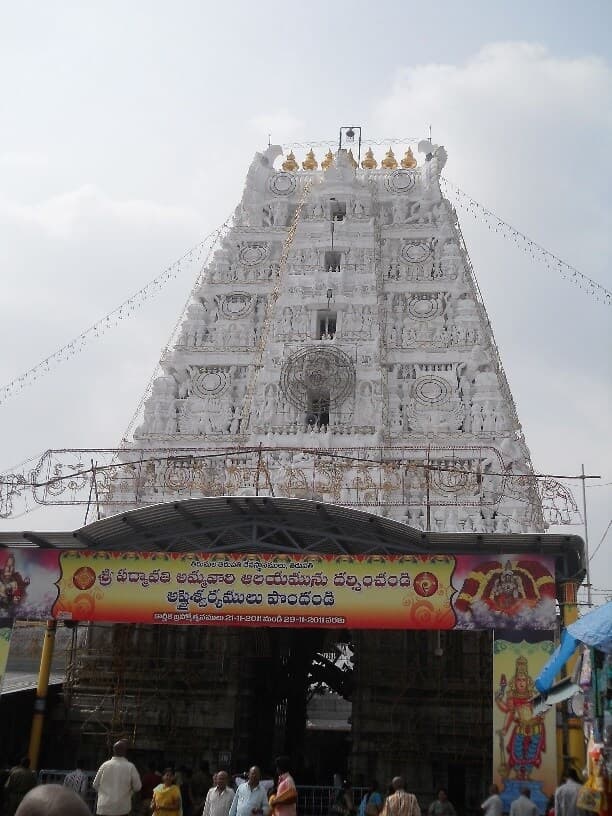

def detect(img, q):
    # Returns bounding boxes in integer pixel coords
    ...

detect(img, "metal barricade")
[37,769,97,812]
[298,786,368,816]
[35,774,368,816]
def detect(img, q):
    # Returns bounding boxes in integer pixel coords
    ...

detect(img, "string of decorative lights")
[284,137,424,150]
[0,448,595,488]
[0,218,233,408]
[117,215,233,446]
[441,177,612,305]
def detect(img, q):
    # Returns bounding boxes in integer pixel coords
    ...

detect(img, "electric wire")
[589,519,612,562]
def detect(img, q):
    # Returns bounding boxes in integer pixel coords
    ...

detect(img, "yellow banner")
[54,552,459,628]
[1,548,557,630]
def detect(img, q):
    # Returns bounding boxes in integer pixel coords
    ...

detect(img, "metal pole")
[255,443,263,497]
[28,618,57,769]
[581,464,592,606]
[425,447,431,532]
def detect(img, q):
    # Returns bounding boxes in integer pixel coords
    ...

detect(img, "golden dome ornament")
[361,148,377,170]
[321,149,334,171]
[282,151,299,172]
[347,149,358,169]
[401,147,417,169]
[381,147,398,169]
[302,149,318,171]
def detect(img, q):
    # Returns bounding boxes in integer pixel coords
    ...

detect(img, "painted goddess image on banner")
[495,654,544,779]
[493,637,557,813]
[0,551,30,619]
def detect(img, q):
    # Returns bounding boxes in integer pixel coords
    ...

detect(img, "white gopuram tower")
[118,138,542,534]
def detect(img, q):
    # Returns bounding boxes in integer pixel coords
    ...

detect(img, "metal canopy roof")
[0,496,585,581]
[1,672,63,696]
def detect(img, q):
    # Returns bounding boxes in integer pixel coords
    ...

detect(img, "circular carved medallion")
[219,292,254,319]
[191,368,228,398]
[413,376,450,405]
[280,346,355,410]
[238,243,269,266]
[401,241,432,263]
[407,295,440,320]
[385,169,416,194]
[268,172,297,196]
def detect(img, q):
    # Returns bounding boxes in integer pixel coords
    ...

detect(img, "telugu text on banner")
[0,549,557,630]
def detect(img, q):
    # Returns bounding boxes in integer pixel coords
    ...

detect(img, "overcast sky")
[1,0,610,604]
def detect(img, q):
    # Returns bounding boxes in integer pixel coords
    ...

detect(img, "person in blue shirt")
[228,767,269,816]
[359,782,383,816]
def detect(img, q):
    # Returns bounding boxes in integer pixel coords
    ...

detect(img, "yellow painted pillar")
[558,581,585,776]
[28,619,57,770]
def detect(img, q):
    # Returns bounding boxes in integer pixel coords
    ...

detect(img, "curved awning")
[0,496,585,581]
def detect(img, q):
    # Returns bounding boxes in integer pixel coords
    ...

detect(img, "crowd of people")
[1,744,298,816]
[1,745,586,816]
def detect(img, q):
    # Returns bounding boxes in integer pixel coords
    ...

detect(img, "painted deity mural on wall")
[493,636,557,813]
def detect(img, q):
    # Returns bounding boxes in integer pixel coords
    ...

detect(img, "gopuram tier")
[109,141,542,535]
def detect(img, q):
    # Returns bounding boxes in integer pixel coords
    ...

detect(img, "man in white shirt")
[509,788,537,816]
[555,770,582,816]
[203,771,235,816]
[92,740,142,816]
[481,784,503,816]
[228,767,269,816]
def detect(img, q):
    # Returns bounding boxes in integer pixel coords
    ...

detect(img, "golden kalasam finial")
[401,147,417,169]
[361,147,377,170]
[321,149,334,171]
[302,149,318,171]
[282,151,299,171]
[347,148,358,169]
[381,147,398,169]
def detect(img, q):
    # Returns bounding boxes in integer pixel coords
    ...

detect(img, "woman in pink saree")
[269,757,297,816]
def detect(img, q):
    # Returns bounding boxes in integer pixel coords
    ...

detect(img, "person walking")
[481,784,502,816]
[63,760,89,799]
[15,784,90,816]
[509,788,537,816]
[92,739,142,816]
[151,768,182,816]
[358,782,383,816]
[229,767,269,816]
[554,770,582,816]
[380,777,421,816]
[4,757,38,816]
[331,781,355,816]
[428,789,456,816]
[268,757,297,816]
[202,771,235,816]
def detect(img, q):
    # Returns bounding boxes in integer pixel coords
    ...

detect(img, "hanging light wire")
[0,218,232,407]
[441,177,611,305]
[117,214,233,446]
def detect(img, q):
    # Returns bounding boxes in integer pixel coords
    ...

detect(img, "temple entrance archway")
[0,497,585,811]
